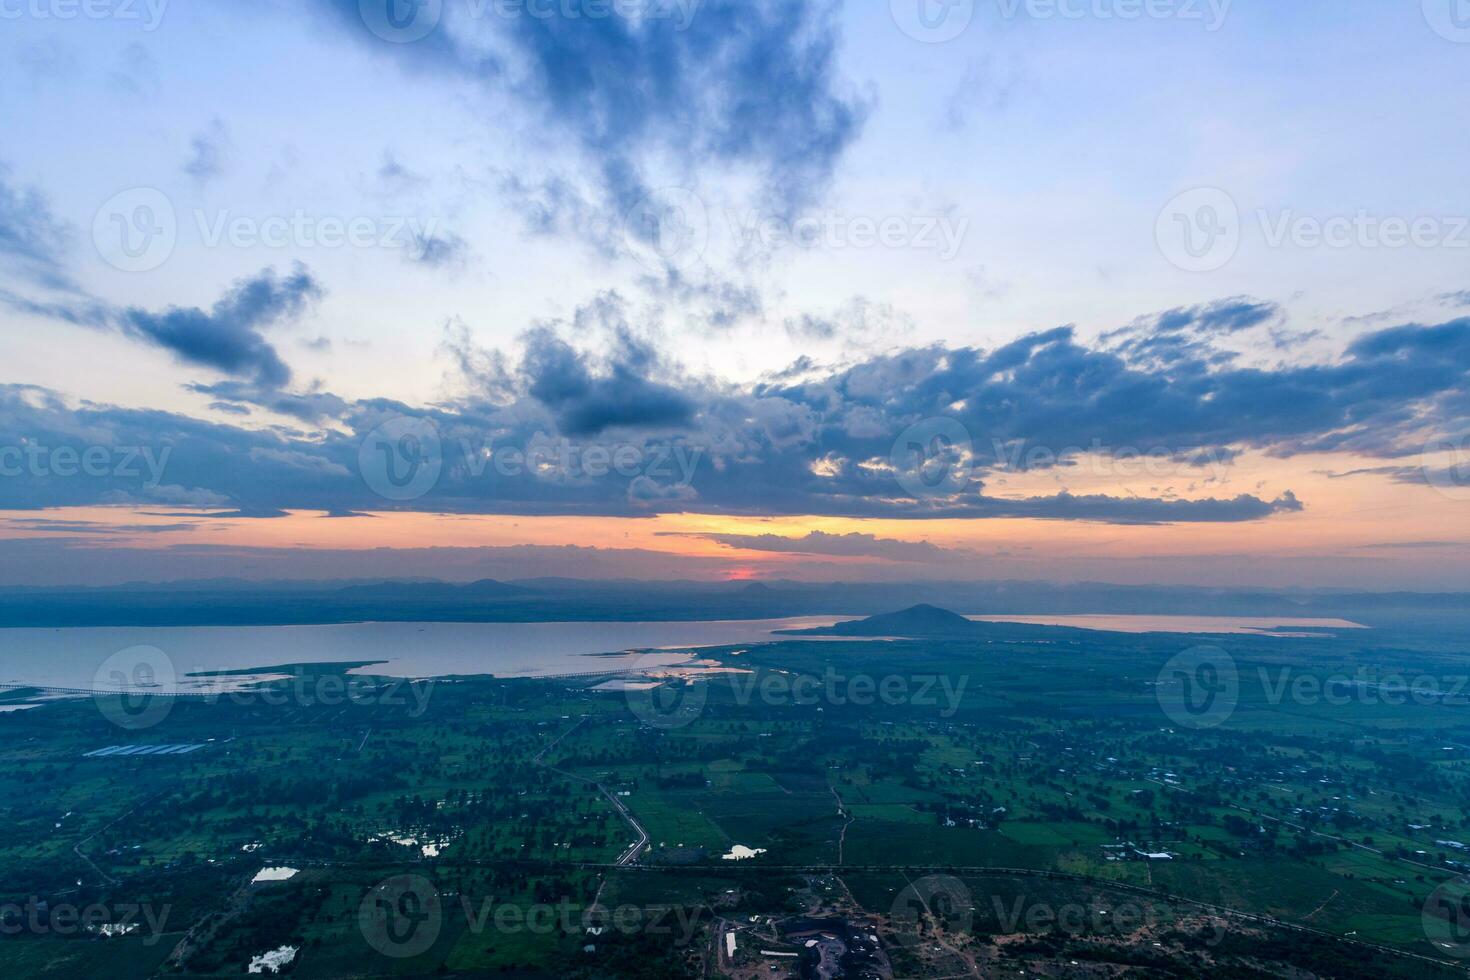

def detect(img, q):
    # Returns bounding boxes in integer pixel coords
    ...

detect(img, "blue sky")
[0,1,1468,587]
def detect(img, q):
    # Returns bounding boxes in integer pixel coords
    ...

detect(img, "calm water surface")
[0,614,1369,694]
[0,618,844,692]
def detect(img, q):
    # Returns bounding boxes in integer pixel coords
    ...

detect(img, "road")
[535,716,650,867]
[603,787,651,867]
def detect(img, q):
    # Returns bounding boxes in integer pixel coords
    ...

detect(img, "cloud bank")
[1,296,1464,523]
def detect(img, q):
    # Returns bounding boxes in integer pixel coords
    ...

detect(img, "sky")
[0,0,1467,589]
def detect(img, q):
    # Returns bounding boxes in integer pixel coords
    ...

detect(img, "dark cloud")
[498,173,620,256]
[208,401,254,416]
[945,55,1021,130]
[0,289,112,328]
[1105,297,1281,367]
[965,490,1303,524]
[1153,297,1280,335]
[783,296,912,342]
[118,265,321,387]
[0,169,321,391]
[109,42,160,98]
[187,379,347,424]
[16,37,79,89]
[1,306,1466,523]
[0,164,77,292]
[521,325,695,435]
[377,150,426,193]
[407,230,470,269]
[507,0,865,214]
[639,266,764,331]
[182,118,232,183]
[1337,461,1469,492]
[319,0,866,216]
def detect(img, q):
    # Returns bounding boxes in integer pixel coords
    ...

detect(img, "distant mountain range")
[331,579,531,600]
[0,578,1464,630]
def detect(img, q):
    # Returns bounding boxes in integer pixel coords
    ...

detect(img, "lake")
[0,613,1371,694]
[0,618,845,693]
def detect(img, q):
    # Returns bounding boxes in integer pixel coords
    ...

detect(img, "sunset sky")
[1,1,1467,589]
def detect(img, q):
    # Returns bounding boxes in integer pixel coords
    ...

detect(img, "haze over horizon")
[2,1,1468,591]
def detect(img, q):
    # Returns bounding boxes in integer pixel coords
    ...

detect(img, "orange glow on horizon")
[0,448,1463,587]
